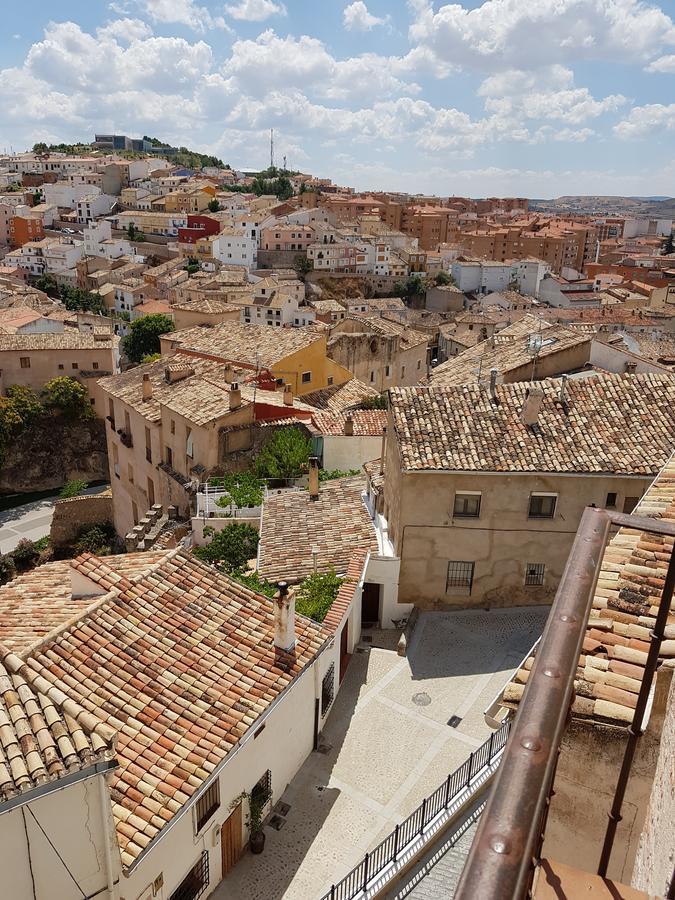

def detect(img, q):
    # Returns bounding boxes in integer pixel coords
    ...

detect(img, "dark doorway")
[623,496,639,514]
[339,623,350,683]
[361,582,381,627]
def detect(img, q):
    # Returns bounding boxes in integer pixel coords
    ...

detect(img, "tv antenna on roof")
[270,128,274,169]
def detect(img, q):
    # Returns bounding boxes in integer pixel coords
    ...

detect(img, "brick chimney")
[273,581,296,652]
[142,373,152,401]
[344,414,354,436]
[283,384,293,406]
[308,456,319,500]
[489,368,498,401]
[520,385,544,426]
[229,382,242,410]
[224,364,234,384]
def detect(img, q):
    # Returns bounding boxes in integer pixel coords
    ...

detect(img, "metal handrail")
[320,720,511,900]
[455,506,675,899]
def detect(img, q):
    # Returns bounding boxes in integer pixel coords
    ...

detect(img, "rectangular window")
[186,428,193,459]
[166,446,173,467]
[58,363,64,370]
[606,492,617,509]
[525,563,545,586]
[301,371,311,384]
[623,496,639,514]
[92,361,99,370]
[169,851,209,900]
[327,376,334,386]
[128,464,134,484]
[453,493,481,518]
[195,781,220,833]
[251,769,271,807]
[446,561,474,592]
[370,371,375,383]
[321,664,335,717]
[385,365,391,377]
[145,427,152,463]
[72,362,78,370]
[20,357,30,368]
[147,477,155,506]
[528,493,557,519]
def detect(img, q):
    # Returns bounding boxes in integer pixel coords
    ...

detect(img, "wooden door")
[361,582,381,627]
[339,623,350,683]
[221,801,242,877]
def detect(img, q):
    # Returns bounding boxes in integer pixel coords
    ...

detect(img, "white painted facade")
[76,193,116,224]
[213,231,257,269]
[84,220,132,259]
[623,218,673,238]
[320,434,384,472]
[513,259,550,297]
[451,260,512,294]
[43,182,101,209]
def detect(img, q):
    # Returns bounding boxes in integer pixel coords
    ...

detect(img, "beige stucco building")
[382,375,675,609]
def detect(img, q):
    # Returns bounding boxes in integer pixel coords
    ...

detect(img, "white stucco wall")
[365,555,408,628]
[321,435,383,472]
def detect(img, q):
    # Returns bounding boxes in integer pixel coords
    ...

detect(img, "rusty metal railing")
[455,506,675,900]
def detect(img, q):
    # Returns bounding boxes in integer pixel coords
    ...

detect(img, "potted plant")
[247,784,271,854]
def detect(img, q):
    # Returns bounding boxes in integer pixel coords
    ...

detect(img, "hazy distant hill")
[530,195,675,217]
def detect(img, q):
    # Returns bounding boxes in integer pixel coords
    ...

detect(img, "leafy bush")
[295,569,344,623]
[319,469,360,482]
[0,554,16,585]
[43,377,94,419]
[73,523,118,556]
[357,394,387,410]
[34,536,50,551]
[5,386,43,427]
[255,428,312,480]
[11,539,40,572]
[213,473,264,509]
[193,523,260,572]
[60,479,87,499]
[231,568,276,598]
[122,314,175,364]
[141,353,161,364]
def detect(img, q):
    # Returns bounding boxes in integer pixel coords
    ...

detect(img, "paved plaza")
[215,606,548,900]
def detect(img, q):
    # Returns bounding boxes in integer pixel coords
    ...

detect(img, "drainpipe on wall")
[99,773,118,899]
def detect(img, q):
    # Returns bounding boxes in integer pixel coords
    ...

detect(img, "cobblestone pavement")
[214,607,548,900]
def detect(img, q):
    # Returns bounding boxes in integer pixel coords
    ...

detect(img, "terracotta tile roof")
[302,378,379,413]
[258,476,378,584]
[171,297,234,314]
[0,645,115,803]
[0,552,170,654]
[502,452,675,726]
[323,552,368,632]
[390,374,675,475]
[162,377,251,426]
[312,409,386,436]
[339,313,429,349]
[166,321,322,368]
[0,332,119,351]
[14,550,326,867]
[363,458,385,493]
[430,318,591,387]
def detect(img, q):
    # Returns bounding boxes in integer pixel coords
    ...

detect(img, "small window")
[166,446,173,466]
[453,493,481,518]
[370,371,375,383]
[606,492,617,509]
[525,563,545,586]
[186,428,193,458]
[72,362,78,370]
[385,365,391,377]
[528,494,557,519]
[92,361,99,370]
[58,363,64,370]
[301,371,311,384]
[128,465,134,484]
[327,376,334,386]
[20,357,30,368]
[170,419,176,435]
[417,360,421,369]
[623,497,639,514]
[169,851,209,900]
[195,781,220,833]
[321,664,335,716]
[446,561,474,592]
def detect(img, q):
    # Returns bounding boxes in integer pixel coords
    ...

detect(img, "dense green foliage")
[122,314,175,363]
[60,479,87,498]
[142,136,225,169]
[211,473,265,509]
[126,223,146,243]
[319,468,360,482]
[208,198,221,212]
[43,378,94,419]
[0,554,16,586]
[193,523,260,572]
[357,393,388,410]
[434,270,456,286]
[184,256,200,275]
[250,172,294,200]
[11,539,41,572]
[255,428,312,480]
[231,568,276,598]
[295,569,344,623]
[34,275,106,314]
[293,255,313,281]
[140,353,161,364]
[73,523,118,556]
[393,274,426,298]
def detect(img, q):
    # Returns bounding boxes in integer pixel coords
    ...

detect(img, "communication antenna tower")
[270,128,274,169]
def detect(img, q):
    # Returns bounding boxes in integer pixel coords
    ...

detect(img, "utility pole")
[270,128,274,169]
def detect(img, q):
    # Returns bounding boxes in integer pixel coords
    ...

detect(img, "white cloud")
[97,18,154,43]
[224,0,286,21]
[343,2,390,32]
[138,0,230,32]
[409,0,675,72]
[614,103,675,139]
[646,55,675,73]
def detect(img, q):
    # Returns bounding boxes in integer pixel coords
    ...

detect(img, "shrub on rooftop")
[255,427,312,481]
[295,569,344,624]
[193,523,260,572]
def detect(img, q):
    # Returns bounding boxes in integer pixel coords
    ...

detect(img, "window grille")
[525,563,545,586]
[321,664,335,716]
[195,781,219,833]
[446,561,474,592]
[169,851,209,900]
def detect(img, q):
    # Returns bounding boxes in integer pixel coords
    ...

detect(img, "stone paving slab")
[214,606,548,900]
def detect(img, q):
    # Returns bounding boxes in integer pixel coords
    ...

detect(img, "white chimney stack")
[142,373,152,401]
[344,414,354,436]
[521,385,544,427]
[308,456,319,500]
[224,364,234,384]
[283,384,293,406]
[559,373,569,403]
[229,382,242,410]
[273,582,296,652]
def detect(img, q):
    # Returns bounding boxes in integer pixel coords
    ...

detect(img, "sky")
[1,0,675,198]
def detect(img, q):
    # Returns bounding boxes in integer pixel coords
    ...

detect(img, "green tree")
[255,428,312,480]
[296,569,344,623]
[193,523,260,571]
[73,523,118,556]
[140,352,161,364]
[208,198,221,212]
[35,274,60,298]
[60,479,87,499]
[0,397,25,456]
[0,554,16,586]
[5,386,43,427]
[231,568,276,598]
[184,256,200,275]
[435,270,455,286]
[43,377,93,419]
[32,142,48,154]
[293,255,313,282]
[357,393,387,410]
[275,176,293,201]
[122,314,175,364]
[60,285,106,315]
[12,539,40,572]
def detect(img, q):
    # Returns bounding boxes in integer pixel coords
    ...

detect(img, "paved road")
[0,485,109,554]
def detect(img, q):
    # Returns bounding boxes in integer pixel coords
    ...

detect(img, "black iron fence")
[320,720,511,900]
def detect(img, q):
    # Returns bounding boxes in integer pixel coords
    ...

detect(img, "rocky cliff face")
[0,416,108,494]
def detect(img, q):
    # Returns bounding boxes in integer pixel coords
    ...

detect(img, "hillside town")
[0,128,673,900]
